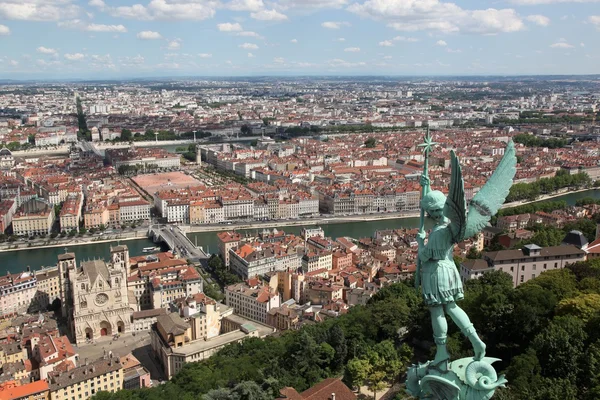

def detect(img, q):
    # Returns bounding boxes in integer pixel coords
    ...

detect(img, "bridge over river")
[148,225,209,264]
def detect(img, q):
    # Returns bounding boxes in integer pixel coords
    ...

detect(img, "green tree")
[364,137,377,148]
[121,129,133,141]
[555,293,600,322]
[367,370,387,400]
[532,316,587,381]
[344,358,371,390]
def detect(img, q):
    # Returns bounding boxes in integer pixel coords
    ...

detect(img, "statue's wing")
[444,150,467,244]
[465,140,517,239]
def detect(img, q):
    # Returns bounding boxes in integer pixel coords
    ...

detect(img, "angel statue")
[406,131,517,400]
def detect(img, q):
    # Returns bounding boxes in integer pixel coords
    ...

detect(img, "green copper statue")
[406,130,517,400]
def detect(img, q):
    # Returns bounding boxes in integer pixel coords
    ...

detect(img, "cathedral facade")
[59,245,134,344]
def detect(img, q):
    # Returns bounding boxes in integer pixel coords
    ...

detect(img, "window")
[521,265,525,271]
[520,275,524,283]
[554,262,558,268]
[532,274,536,279]
[533,264,536,270]
[544,263,547,269]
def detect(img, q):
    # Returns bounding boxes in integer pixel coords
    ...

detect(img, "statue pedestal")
[406,357,507,400]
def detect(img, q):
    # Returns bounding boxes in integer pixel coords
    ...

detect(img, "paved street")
[74,331,165,382]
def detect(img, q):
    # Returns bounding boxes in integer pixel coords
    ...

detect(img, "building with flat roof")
[150,297,274,379]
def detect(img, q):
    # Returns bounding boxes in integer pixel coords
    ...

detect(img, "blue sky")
[0,0,599,79]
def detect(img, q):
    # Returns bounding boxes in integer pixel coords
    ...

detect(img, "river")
[1,189,598,274]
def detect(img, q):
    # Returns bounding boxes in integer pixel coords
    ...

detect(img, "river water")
[1,189,598,274]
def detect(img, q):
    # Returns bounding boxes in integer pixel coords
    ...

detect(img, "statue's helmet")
[421,190,446,212]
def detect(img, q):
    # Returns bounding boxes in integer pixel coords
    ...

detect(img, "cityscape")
[1,0,600,399]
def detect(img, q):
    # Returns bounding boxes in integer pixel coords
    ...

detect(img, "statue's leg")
[444,302,486,360]
[429,305,450,368]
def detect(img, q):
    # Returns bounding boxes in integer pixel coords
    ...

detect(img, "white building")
[0,272,37,316]
[225,282,280,324]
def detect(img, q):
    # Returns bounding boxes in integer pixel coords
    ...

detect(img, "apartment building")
[0,380,50,400]
[301,251,333,272]
[83,203,109,230]
[47,356,123,400]
[217,231,242,267]
[118,197,150,223]
[332,250,353,270]
[225,281,280,324]
[461,244,587,287]
[12,198,55,236]
[229,244,278,279]
[0,272,37,316]
[33,267,61,310]
[0,199,16,233]
[59,194,83,233]
[36,335,78,380]
[127,252,203,310]
[305,281,343,305]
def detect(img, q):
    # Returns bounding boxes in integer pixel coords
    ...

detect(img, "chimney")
[331,393,335,400]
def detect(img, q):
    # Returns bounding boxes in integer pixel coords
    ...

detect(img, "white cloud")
[198,53,212,58]
[0,0,79,21]
[526,14,550,26]
[510,0,600,4]
[217,22,243,31]
[250,9,288,21]
[239,42,259,49]
[274,57,285,63]
[580,42,585,47]
[334,37,345,41]
[327,58,367,68]
[393,36,418,42]
[277,0,348,9]
[290,38,298,43]
[348,1,524,34]
[137,30,162,39]
[447,48,462,53]
[589,15,600,28]
[344,47,360,52]
[383,55,392,59]
[37,46,57,55]
[227,0,264,12]
[237,31,262,38]
[8,59,18,66]
[379,40,393,47]
[120,54,145,66]
[436,40,447,46]
[95,0,218,21]
[167,39,181,49]
[550,41,574,48]
[0,24,9,35]
[321,21,350,29]
[247,52,255,58]
[64,53,85,61]
[87,23,127,32]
